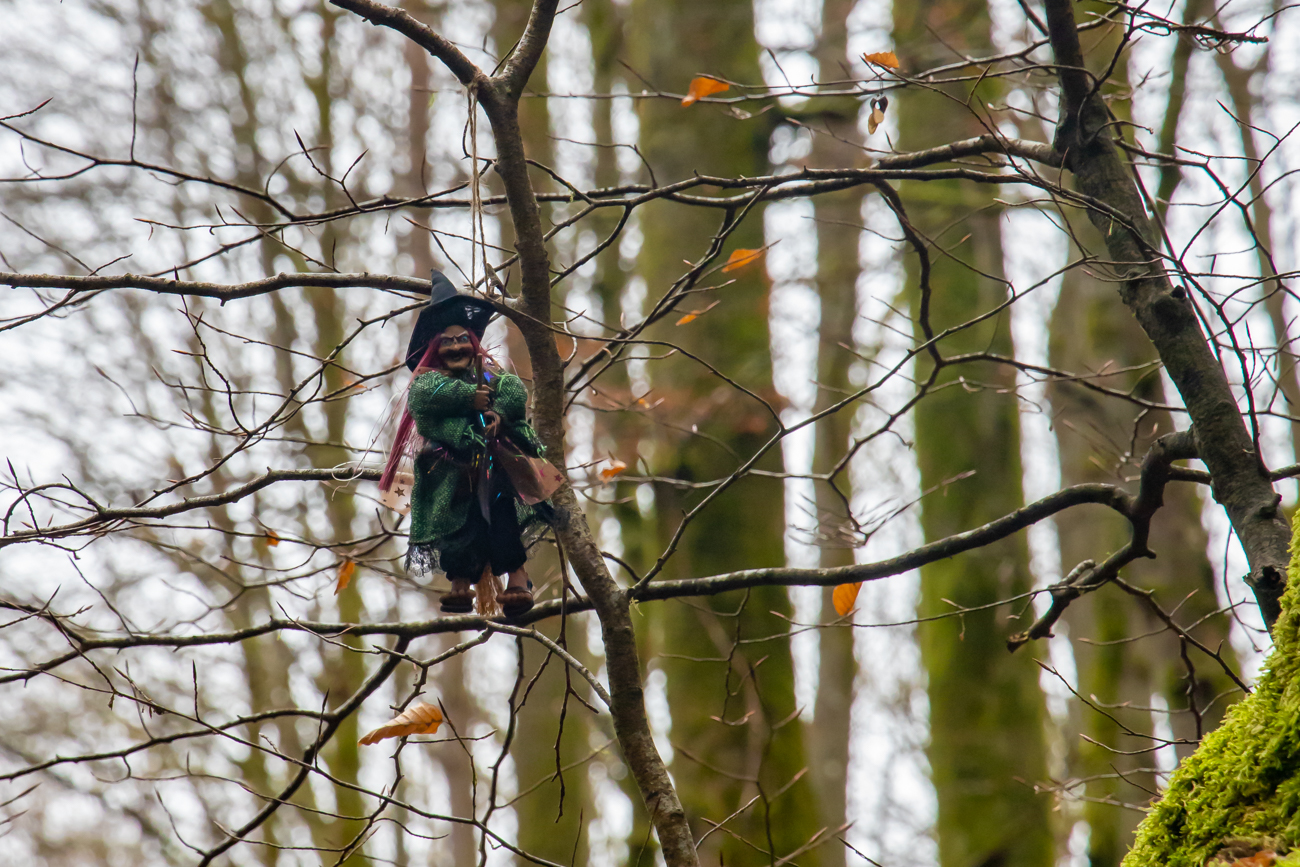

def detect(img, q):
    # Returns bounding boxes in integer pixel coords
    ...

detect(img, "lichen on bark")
[1123,534,1300,867]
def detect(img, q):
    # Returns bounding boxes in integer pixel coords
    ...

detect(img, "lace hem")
[405,505,566,579]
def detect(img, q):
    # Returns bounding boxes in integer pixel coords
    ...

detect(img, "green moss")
[1123,536,1300,867]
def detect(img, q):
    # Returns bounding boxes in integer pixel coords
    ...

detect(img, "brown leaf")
[863,50,900,69]
[266,530,280,547]
[721,248,764,273]
[832,582,861,617]
[681,76,730,106]
[600,460,628,480]
[676,312,699,325]
[1230,854,1277,867]
[335,559,356,595]
[867,106,885,135]
[359,701,444,746]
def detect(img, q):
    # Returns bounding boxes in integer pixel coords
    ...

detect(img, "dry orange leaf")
[359,701,444,746]
[266,530,280,547]
[832,582,862,617]
[681,76,730,106]
[721,248,764,273]
[863,50,900,69]
[335,559,356,595]
[1230,854,1277,867]
[600,460,628,480]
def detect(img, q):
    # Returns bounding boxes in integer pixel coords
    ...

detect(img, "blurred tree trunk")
[1206,21,1298,454]
[184,2,348,860]
[142,5,284,863]
[624,0,821,862]
[397,5,483,863]
[514,620,598,864]
[401,1,435,279]
[296,7,371,863]
[578,4,668,861]
[803,2,865,862]
[1050,250,1238,867]
[894,3,1055,867]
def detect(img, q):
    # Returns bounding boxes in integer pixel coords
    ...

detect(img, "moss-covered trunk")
[1123,530,1300,866]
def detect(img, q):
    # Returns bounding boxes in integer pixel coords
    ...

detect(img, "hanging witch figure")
[378,270,565,618]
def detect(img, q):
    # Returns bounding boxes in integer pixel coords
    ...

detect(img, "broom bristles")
[475,565,502,617]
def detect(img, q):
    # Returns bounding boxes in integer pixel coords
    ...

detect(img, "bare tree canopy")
[3,0,1299,865]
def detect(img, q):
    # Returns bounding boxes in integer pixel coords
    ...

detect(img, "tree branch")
[496,0,560,99]
[327,0,484,88]
[1,271,433,303]
[1007,430,1198,649]
[1,468,381,549]
[1043,0,1290,628]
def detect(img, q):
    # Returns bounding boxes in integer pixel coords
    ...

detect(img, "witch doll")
[378,270,565,618]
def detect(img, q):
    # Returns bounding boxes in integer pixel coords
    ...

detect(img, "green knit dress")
[405,368,550,573]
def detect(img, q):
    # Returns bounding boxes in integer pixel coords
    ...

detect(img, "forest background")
[1,0,1297,866]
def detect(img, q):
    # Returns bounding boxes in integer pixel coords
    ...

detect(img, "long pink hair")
[379,329,500,491]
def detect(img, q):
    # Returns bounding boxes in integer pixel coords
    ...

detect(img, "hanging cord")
[466,82,493,296]
[467,81,502,620]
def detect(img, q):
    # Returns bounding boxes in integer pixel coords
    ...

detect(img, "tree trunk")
[1122,555,1300,866]
[624,0,822,862]
[513,620,594,864]
[1041,0,1290,627]
[1051,250,1237,867]
[1048,10,1239,861]
[894,3,1056,866]
[804,2,866,861]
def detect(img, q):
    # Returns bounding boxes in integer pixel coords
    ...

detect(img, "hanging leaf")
[867,106,885,134]
[359,701,444,746]
[832,582,862,617]
[265,530,280,547]
[681,76,730,106]
[721,248,764,273]
[863,50,900,69]
[335,559,357,595]
[867,95,888,135]
[600,459,628,480]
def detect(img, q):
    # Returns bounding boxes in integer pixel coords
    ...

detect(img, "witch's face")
[437,325,474,372]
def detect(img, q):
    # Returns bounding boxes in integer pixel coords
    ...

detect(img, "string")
[466,82,491,296]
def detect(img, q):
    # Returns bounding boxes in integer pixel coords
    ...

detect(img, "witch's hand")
[482,411,501,439]
[473,384,492,412]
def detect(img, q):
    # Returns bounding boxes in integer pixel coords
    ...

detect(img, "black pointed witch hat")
[405,269,498,370]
